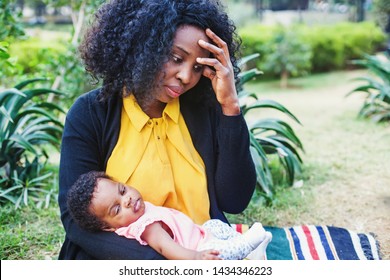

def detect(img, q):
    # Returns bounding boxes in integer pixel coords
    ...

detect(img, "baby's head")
[67,171,145,232]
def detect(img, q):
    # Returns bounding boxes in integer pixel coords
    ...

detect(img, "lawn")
[1,69,388,259]
[229,69,390,259]
[0,204,64,260]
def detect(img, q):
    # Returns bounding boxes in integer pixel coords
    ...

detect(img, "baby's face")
[90,178,145,230]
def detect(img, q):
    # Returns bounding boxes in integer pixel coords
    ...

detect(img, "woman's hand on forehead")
[197,29,240,115]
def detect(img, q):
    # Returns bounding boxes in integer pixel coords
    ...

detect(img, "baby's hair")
[67,171,111,232]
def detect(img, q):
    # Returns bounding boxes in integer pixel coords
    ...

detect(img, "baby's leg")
[198,235,254,260]
[200,221,270,260]
[202,219,241,240]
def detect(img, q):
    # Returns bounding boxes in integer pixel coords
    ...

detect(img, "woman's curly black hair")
[67,171,111,232]
[79,0,241,106]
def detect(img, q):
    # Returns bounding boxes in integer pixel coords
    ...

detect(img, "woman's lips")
[166,86,184,98]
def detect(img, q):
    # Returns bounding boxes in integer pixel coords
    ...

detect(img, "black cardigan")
[58,89,256,259]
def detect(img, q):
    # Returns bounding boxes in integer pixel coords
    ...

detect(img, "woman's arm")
[196,29,257,214]
[58,91,164,259]
[214,112,256,214]
[141,222,220,260]
[181,100,256,219]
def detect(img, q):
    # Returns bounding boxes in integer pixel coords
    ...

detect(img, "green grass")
[228,68,389,229]
[0,204,64,260]
[247,70,366,93]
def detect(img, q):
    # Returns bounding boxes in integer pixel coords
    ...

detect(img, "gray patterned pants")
[197,219,255,260]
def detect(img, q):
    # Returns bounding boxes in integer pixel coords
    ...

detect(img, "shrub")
[300,25,345,72]
[239,22,387,75]
[0,0,24,41]
[9,37,67,75]
[0,78,65,208]
[238,54,304,204]
[373,0,390,32]
[347,51,390,123]
[261,25,312,88]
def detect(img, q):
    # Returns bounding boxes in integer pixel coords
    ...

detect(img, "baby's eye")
[120,185,126,195]
[115,205,121,215]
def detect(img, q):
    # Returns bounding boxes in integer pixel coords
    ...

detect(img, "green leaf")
[8,134,37,155]
[14,78,48,90]
[238,53,260,67]
[250,146,272,195]
[28,172,52,186]
[243,99,302,124]
[0,88,26,105]
[0,105,14,123]
[250,118,303,149]
[238,69,263,86]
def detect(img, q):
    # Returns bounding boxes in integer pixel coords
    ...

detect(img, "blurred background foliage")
[0,0,389,209]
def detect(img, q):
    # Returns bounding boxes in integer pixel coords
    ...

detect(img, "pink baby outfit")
[115,202,206,250]
[115,202,267,260]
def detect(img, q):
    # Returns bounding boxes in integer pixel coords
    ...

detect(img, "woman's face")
[90,178,145,230]
[154,25,211,103]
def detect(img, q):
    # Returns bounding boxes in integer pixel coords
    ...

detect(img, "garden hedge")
[239,21,387,76]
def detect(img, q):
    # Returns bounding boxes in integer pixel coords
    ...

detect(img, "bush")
[238,54,304,204]
[261,25,312,88]
[9,37,67,75]
[239,21,387,75]
[373,0,390,32]
[347,51,390,123]
[7,33,95,109]
[300,25,345,72]
[0,78,65,208]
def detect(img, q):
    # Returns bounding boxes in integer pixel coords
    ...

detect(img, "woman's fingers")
[205,28,231,63]
[197,29,233,81]
[199,64,216,81]
[197,28,239,115]
[196,57,229,78]
[198,35,230,67]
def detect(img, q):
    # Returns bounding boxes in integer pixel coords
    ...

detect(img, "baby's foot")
[245,231,272,260]
[243,222,267,249]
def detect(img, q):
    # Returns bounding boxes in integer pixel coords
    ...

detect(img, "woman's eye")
[171,54,182,63]
[194,65,204,73]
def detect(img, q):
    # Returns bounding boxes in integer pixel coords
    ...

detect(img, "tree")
[373,0,390,33]
[261,26,312,88]
[0,0,25,41]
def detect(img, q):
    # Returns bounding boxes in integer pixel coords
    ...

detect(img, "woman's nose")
[176,67,191,84]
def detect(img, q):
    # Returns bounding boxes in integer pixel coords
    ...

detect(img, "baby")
[67,171,272,260]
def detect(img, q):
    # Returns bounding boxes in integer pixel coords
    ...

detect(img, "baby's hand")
[196,249,221,260]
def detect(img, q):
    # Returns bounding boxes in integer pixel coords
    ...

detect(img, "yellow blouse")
[106,94,210,224]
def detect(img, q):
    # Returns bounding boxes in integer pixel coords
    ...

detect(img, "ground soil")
[249,70,390,260]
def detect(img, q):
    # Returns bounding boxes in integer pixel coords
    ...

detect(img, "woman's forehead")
[173,25,210,55]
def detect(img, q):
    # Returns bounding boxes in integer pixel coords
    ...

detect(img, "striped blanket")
[233,224,381,260]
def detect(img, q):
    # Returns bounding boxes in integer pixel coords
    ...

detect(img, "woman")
[58,0,256,259]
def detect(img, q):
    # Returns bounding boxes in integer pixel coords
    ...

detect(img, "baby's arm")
[141,222,221,260]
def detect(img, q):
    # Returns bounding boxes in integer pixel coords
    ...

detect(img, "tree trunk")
[280,70,289,88]
[49,0,86,101]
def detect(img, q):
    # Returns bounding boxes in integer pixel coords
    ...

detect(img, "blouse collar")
[123,94,180,132]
